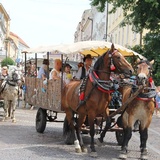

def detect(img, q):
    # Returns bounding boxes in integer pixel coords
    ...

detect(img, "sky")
[1,0,91,48]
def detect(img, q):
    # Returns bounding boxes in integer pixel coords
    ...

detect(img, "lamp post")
[103,34,112,42]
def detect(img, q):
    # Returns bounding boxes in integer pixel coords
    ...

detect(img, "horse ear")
[136,58,141,63]
[150,60,154,65]
[110,43,115,53]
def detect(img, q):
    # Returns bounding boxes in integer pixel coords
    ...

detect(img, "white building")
[74,3,143,59]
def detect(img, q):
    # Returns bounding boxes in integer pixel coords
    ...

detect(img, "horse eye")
[136,66,139,70]
[117,56,121,60]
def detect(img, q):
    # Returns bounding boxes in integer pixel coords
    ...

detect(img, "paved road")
[0,107,160,160]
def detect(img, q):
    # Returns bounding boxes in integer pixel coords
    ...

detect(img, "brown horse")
[62,44,134,157]
[119,59,156,160]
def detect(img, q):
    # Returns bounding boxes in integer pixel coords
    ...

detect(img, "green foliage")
[131,45,144,56]
[91,0,160,33]
[130,33,160,85]
[1,57,16,67]
[143,32,160,85]
[91,0,160,85]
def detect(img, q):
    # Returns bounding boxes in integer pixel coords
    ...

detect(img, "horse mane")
[137,59,150,65]
[93,52,107,70]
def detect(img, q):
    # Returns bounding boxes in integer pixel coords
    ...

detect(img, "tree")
[143,32,160,85]
[130,33,160,85]
[1,57,16,67]
[91,0,160,32]
[91,0,160,85]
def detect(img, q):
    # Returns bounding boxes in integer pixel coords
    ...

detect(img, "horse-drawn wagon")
[23,41,149,158]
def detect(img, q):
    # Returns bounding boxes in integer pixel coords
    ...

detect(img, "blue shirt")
[156,93,160,108]
[37,66,47,79]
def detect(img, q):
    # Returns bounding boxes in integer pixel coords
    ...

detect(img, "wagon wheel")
[115,130,124,146]
[36,108,47,133]
[63,116,75,145]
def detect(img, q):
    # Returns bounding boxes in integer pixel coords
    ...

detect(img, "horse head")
[136,59,154,86]
[93,44,133,79]
[8,67,22,84]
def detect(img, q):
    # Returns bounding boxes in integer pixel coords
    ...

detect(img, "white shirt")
[49,69,61,80]
[75,66,91,80]
[63,72,73,85]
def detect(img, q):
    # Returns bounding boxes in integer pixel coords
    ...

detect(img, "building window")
[133,32,136,40]
[118,31,120,44]
[122,28,124,46]
[115,34,117,44]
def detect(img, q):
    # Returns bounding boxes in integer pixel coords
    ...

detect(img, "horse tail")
[63,116,70,136]
[63,115,75,145]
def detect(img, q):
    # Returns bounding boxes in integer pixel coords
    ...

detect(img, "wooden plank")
[25,77,62,112]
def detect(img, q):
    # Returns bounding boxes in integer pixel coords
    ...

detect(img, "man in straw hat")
[75,54,93,80]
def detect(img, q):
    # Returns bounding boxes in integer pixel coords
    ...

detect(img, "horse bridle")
[136,60,153,78]
[93,50,132,79]
[135,60,156,100]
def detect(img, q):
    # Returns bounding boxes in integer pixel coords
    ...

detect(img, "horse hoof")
[140,154,148,160]
[82,147,88,153]
[75,148,82,153]
[119,153,127,159]
[2,118,5,122]
[96,138,104,146]
[90,151,97,158]
[12,119,16,123]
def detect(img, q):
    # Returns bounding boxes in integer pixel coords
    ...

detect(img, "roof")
[0,3,11,21]
[10,32,30,48]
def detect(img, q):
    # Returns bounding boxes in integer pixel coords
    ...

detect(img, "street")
[0,106,160,160]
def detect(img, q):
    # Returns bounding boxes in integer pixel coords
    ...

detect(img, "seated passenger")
[49,59,62,80]
[37,59,49,80]
[63,63,73,85]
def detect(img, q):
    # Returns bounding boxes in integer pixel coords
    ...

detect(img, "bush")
[1,57,16,67]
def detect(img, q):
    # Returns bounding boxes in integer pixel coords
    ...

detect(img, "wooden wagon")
[23,41,144,145]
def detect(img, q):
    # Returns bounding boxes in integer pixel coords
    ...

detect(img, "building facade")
[9,32,29,62]
[0,3,10,61]
[0,3,29,64]
[74,3,144,52]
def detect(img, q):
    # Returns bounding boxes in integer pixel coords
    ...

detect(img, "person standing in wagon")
[75,54,93,80]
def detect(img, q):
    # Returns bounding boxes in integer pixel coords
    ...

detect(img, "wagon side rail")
[25,77,62,112]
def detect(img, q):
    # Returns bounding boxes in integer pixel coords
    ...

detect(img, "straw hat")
[83,54,93,62]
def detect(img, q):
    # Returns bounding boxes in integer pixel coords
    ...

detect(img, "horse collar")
[7,80,17,86]
[136,77,156,101]
[89,71,114,94]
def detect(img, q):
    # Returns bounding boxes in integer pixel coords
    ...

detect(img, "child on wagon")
[63,63,73,85]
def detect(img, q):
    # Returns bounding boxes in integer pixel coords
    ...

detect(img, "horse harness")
[76,50,128,110]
